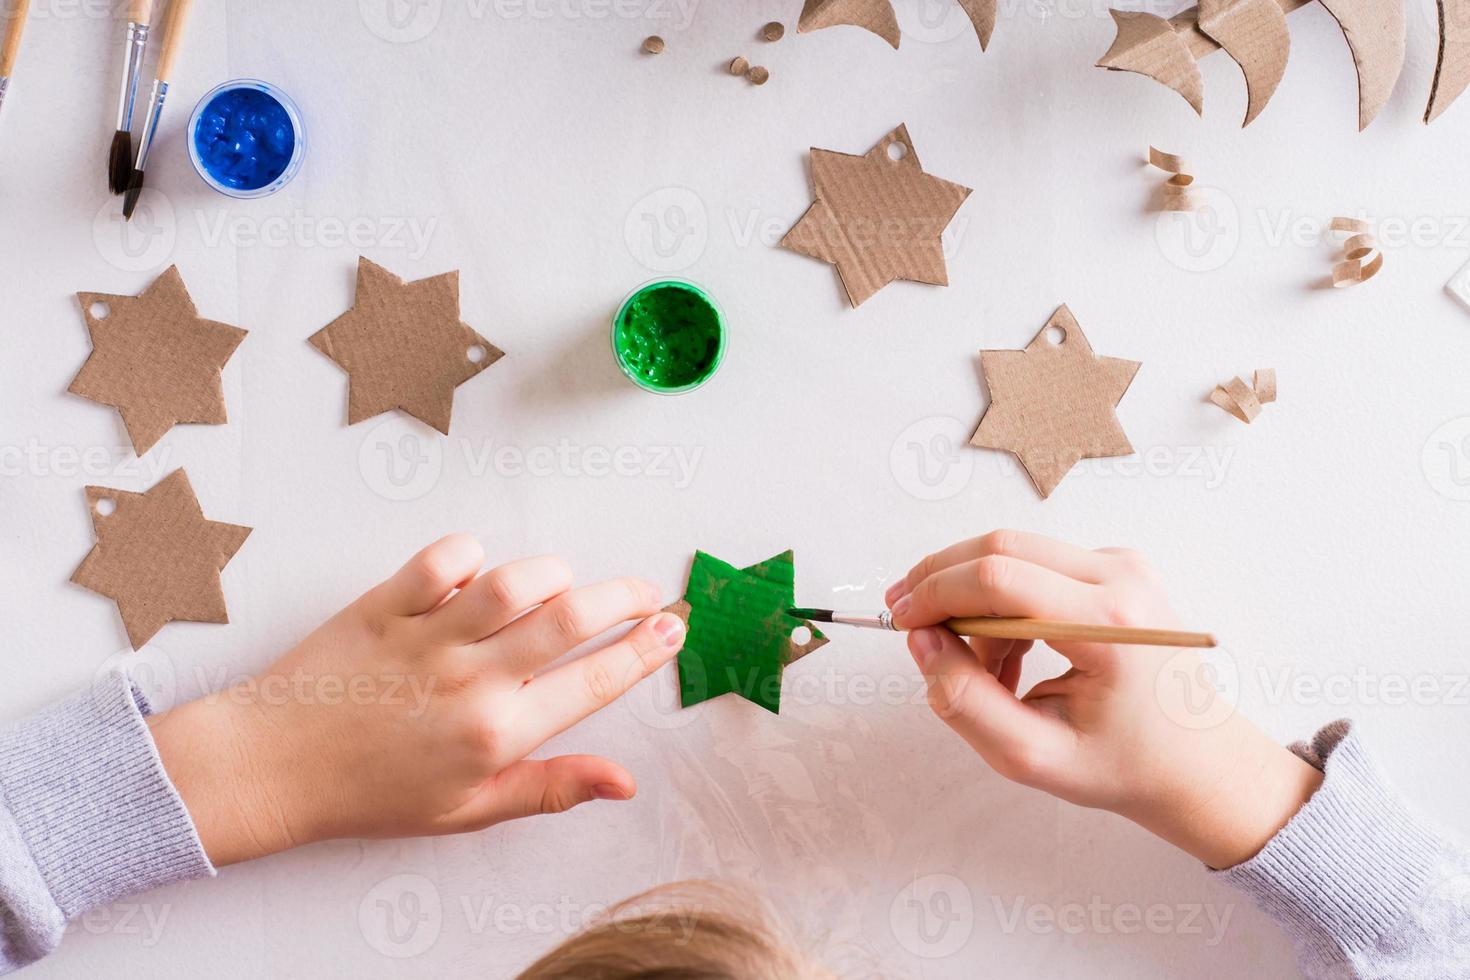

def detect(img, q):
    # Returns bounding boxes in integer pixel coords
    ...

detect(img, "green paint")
[612,280,725,394]
[677,550,825,714]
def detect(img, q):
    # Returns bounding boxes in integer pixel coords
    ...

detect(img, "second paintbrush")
[787,608,1216,649]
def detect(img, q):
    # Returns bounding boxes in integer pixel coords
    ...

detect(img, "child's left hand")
[148,534,686,865]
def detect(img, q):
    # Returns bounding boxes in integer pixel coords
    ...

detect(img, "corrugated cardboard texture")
[1097,10,1204,116]
[1196,0,1290,125]
[71,469,251,650]
[969,305,1141,500]
[1147,146,1198,211]
[1427,0,1470,121]
[1210,369,1277,423]
[1174,0,1312,59]
[69,266,247,456]
[797,0,900,48]
[1316,0,1406,129]
[780,124,972,308]
[310,257,504,435]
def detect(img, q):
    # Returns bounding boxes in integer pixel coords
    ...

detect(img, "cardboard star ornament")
[310,257,505,434]
[663,550,828,714]
[970,305,1141,499]
[72,469,252,650]
[69,266,248,456]
[780,124,972,308]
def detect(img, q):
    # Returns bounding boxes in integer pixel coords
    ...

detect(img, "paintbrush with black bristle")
[0,0,32,133]
[108,0,153,195]
[788,607,1217,648]
[123,0,192,221]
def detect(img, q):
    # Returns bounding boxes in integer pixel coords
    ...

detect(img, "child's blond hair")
[515,880,832,979]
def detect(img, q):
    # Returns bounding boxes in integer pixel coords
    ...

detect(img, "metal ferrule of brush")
[0,76,10,116]
[133,79,169,171]
[115,22,150,130]
[830,610,898,630]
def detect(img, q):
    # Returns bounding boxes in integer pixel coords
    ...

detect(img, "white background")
[4,0,1470,976]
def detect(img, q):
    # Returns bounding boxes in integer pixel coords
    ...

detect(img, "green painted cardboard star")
[664,550,828,714]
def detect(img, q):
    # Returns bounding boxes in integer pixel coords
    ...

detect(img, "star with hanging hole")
[662,550,827,714]
[310,257,505,435]
[72,469,252,650]
[969,305,1141,499]
[69,266,248,456]
[780,124,972,308]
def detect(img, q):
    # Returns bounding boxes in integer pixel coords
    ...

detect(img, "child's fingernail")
[911,628,943,668]
[884,579,907,606]
[593,783,631,801]
[653,614,685,646]
[891,594,911,620]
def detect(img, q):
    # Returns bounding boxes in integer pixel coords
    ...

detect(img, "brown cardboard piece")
[310,257,504,435]
[958,0,997,50]
[797,0,901,48]
[780,124,972,308]
[1097,10,1205,116]
[1316,0,1406,129]
[1147,146,1197,211]
[1173,0,1311,59]
[72,469,251,650]
[1195,0,1290,125]
[1329,217,1384,286]
[1209,369,1277,422]
[1427,0,1470,121]
[69,266,247,456]
[969,305,1141,499]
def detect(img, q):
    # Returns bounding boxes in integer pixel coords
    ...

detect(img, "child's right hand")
[888,530,1323,869]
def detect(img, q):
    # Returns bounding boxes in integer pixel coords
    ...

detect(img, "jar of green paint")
[611,279,726,394]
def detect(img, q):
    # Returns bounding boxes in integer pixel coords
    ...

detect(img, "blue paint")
[188,80,305,198]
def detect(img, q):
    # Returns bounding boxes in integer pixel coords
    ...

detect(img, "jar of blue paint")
[187,79,305,199]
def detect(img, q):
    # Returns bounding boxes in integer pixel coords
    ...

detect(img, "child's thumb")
[909,627,1071,787]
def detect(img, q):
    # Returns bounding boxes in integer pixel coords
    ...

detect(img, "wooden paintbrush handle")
[944,617,1217,649]
[1,0,31,77]
[154,0,193,83]
[130,0,153,26]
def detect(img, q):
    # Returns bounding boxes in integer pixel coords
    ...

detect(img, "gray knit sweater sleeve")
[0,670,214,972]
[1213,720,1470,978]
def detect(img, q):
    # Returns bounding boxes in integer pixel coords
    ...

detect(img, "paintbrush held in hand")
[109,0,153,195]
[123,0,192,221]
[788,608,1217,648]
[0,0,32,129]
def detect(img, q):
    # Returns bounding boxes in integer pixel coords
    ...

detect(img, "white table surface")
[5,0,1470,976]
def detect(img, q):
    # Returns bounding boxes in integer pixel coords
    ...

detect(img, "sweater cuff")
[1211,720,1443,972]
[0,670,215,917]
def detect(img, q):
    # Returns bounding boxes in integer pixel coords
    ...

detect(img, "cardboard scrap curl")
[1209,369,1276,423]
[1329,217,1383,287]
[1147,146,1197,211]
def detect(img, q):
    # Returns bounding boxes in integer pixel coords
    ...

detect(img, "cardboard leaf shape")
[1316,0,1406,129]
[69,266,247,456]
[664,550,827,714]
[71,469,251,650]
[797,0,901,48]
[1196,0,1291,125]
[969,305,1141,499]
[780,124,972,308]
[310,257,504,435]
[958,0,998,50]
[1097,9,1205,115]
[1427,0,1470,121]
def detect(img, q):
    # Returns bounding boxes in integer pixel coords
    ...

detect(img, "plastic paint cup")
[611,279,726,395]
[188,79,305,199]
